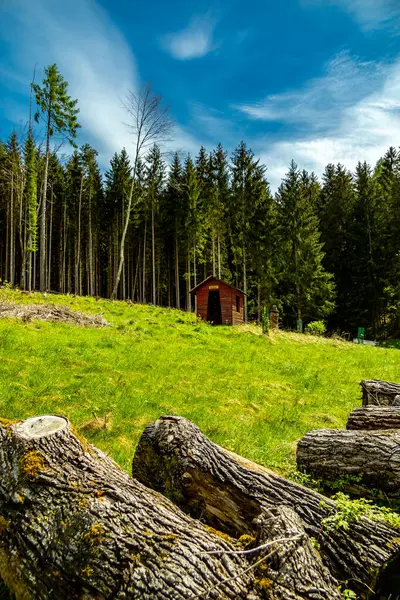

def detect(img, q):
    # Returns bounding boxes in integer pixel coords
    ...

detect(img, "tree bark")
[297,427,400,494]
[347,406,400,430]
[132,416,400,596]
[361,379,400,406]
[0,415,269,600]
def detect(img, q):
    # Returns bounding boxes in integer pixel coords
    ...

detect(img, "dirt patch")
[0,302,108,328]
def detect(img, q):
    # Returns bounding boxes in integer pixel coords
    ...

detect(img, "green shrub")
[305,321,326,336]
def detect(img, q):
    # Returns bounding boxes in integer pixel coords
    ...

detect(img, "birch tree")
[112,84,172,300]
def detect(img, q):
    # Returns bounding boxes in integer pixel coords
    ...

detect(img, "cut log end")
[13,415,68,439]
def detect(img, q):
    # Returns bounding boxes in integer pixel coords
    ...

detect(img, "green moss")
[81,523,105,546]
[19,451,49,479]
[204,525,232,543]
[0,517,9,537]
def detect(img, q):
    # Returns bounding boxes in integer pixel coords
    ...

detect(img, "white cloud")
[303,0,400,31]
[242,53,400,191]
[1,0,203,168]
[237,51,386,132]
[161,15,216,60]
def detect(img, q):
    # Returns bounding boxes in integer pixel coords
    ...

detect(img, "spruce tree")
[277,161,335,329]
[32,64,80,291]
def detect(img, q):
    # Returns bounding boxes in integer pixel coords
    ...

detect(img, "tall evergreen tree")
[32,64,80,291]
[277,161,335,329]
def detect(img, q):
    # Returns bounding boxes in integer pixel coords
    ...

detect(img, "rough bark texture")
[132,416,400,596]
[362,379,400,406]
[0,415,271,600]
[347,406,400,430]
[297,427,400,493]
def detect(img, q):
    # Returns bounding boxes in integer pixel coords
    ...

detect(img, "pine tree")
[318,163,356,332]
[183,156,201,311]
[277,161,335,329]
[230,142,267,321]
[163,153,184,308]
[32,64,80,291]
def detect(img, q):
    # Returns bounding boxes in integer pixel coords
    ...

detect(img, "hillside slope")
[1,288,399,474]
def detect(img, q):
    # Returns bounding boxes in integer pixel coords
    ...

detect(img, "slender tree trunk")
[142,220,147,303]
[212,231,216,276]
[175,233,180,309]
[40,114,51,292]
[62,200,67,293]
[243,243,247,322]
[75,172,84,295]
[218,234,221,279]
[152,202,156,304]
[88,189,93,296]
[10,172,15,286]
[257,283,261,322]
[47,188,53,291]
[186,250,191,312]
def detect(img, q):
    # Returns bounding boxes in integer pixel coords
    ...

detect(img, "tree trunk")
[142,220,147,303]
[361,379,400,406]
[297,427,400,494]
[75,172,84,295]
[47,187,53,291]
[88,189,94,296]
[132,416,400,597]
[347,406,400,430]
[9,172,15,286]
[175,233,180,309]
[152,203,156,305]
[243,243,247,322]
[0,415,285,600]
[40,119,51,292]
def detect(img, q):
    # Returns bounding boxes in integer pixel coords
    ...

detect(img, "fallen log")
[132,416,400,597]
[0,415,274,600]
[347,406,400,430]
[297,427,400,494]
[361,379,400,406]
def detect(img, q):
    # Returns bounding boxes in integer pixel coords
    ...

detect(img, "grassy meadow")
[1,288,400,476]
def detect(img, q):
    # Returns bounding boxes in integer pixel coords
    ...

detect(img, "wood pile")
[1,412,400,599]
[0,302,107,327]
[297,379,400,498]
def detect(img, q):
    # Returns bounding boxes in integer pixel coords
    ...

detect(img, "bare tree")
[112,84,173,300]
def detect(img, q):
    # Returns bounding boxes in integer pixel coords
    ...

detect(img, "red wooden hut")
[190,276,246,325]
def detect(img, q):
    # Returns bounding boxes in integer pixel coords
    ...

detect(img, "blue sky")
[1,0,400,189]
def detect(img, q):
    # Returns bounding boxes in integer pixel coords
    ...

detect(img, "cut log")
[0,415,272,600]
[347,406,400,430]
[297,427,400,493]
[361,379,400,406]
[132,416,400,597]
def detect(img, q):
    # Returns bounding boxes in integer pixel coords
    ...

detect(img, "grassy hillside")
[1,288,400,476]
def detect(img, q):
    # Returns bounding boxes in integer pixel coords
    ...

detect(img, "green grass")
[1,288,400,476]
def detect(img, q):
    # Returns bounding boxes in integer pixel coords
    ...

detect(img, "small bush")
[305,321,326,336]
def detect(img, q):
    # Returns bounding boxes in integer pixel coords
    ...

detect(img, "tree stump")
[0,415,270,600]
[347,406,400,430]
[133,416,400,596]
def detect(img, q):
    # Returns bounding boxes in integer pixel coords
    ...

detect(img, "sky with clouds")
[1,0,399,190]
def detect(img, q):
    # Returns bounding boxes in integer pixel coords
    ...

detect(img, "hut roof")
[190,276,247,295]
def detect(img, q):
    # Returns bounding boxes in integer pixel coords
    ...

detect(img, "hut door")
[207,290,222,324]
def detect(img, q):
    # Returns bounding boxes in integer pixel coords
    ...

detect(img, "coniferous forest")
[1,64,400,338]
